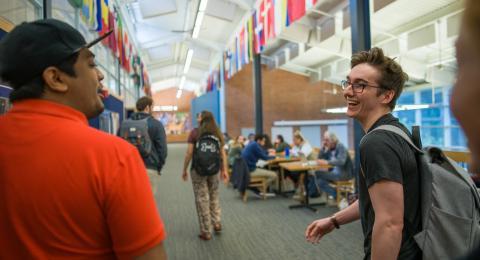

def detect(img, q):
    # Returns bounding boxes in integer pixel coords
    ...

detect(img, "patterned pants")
[191,170,221,235]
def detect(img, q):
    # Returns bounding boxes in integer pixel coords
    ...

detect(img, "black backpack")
[119,118,152,159]
[193,134,221,176]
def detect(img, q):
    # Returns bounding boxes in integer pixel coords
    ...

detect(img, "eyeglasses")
[340,80,383,93]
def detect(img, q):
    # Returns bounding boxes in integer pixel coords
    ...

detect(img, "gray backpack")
[364,125,480,259]
[119,118,152,159]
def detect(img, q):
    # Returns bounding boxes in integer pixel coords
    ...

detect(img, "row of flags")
[74,0,150,92]
[205,0,317,93]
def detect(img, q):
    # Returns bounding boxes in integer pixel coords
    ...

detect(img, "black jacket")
[130,112,167,173]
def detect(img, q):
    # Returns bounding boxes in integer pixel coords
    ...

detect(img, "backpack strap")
[364,125,424,154]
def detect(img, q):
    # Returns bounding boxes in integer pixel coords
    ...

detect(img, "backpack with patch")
[119,118,152,159]
[362,124,480,259]
[193,134,221,176]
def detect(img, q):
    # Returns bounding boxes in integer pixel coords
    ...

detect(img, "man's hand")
[317,159,329,165]
[305,217,335,244]
[182,170,188,181]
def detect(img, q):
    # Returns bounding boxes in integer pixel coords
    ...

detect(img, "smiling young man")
[305,47,421,260]
[0,19,166,259]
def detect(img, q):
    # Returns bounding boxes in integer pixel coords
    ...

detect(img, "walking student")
[305,47,421,260]
[120,96,167,197]
[182,111,229,240]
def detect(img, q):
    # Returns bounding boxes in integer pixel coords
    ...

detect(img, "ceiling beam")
[224,0,252,10]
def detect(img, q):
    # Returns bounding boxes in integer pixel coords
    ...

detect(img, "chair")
[327,179,355,207]
[242,176,268,202]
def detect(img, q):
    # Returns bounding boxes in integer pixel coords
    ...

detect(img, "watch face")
[0,97,11,115]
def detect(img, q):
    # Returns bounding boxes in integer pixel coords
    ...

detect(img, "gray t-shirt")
[359,113,421,260]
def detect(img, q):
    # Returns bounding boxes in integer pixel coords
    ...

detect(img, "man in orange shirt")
[0,19,167,259]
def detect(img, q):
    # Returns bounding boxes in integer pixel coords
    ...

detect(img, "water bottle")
[285,146,290,158]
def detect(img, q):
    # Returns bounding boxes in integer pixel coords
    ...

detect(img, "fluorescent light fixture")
[183,49,194,74]
[179,76,186,90]
[199,0,208,11]
[324,104,431,114]
[325,107,347,113]
[394,104,430,111]
[176,89,183,99]
[153,105,178,112]
[192,11,205,39]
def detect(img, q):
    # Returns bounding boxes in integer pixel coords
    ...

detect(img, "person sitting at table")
[241,134,278,193]
[274,134,291,154]
[228,135,245,167]
[291,131,313,159]
[313,131,353,200]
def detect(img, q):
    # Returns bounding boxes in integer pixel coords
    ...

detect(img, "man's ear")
[381,89,395,105]
[42,67,69,93]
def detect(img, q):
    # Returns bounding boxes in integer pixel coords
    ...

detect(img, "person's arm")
[220,148,229,184]
[328,144,348,166]
[305,200,360,243]
[153,120,168,170]
[369,180,404,260]
[182,143,194,181]
[135,243,167,260]
[255,143,274,160]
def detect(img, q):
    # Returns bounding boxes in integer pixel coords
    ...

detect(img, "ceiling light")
[176,89,183,99]
[192,12,205,39]
[199,0,208,11]
[179,76,186,90]
[183,49,194,74]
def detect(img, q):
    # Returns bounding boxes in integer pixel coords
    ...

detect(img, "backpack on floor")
[363,125,480,259]
[193,134,221,176]
[119,118,152,159]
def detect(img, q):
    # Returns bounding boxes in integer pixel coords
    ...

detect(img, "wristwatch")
[330,216,340,229]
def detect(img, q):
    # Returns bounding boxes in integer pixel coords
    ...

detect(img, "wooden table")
[279,161,331,212]
[267,157,301,193]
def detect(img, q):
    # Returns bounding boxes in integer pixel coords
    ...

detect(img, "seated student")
[313,131,353,199]
[228,135,245,167]
[243,133,255,146]
[287,131,314,199]
[274,134,291,154]
[241,134,278,191]
[291,131,313,159]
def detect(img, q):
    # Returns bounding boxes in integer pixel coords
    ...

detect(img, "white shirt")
[291,142,313,158]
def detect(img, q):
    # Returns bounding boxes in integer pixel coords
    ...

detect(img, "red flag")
[258,0,265,47]
[266,0,275,40]
[288,0,305,23]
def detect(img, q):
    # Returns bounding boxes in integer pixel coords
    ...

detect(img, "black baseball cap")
[0,18,112,88]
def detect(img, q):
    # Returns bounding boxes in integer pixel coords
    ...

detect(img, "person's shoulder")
[73,125,136,153]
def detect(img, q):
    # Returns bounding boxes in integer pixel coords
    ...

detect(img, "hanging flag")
[266,0,275,40]
[99,0,109,37]
[258,1,266,48]
[107,10,117,53]
[252,11,260,54]
[274,0,285,36]
[288,0,306,24]
[305,0,317,10]
[81,0,95,29]
[243,23,249,64]
[282,0,288,27]
[247,16,254,62]
[239,28,245,67]
[236,36,241,71]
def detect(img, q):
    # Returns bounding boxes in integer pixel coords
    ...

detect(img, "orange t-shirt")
[0,99,166,259]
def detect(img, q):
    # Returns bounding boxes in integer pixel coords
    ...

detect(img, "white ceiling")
[117,0,463,95]
[117,0,253,93]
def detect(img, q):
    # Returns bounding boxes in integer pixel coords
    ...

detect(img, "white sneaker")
[260,192,276,197]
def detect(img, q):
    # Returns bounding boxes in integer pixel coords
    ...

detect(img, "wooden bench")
[242,176,268,202]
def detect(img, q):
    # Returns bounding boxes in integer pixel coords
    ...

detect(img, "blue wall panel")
[88,95,124,129]
[191,90,220,128]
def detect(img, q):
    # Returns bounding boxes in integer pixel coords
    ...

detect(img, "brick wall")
[152,87,196,112]
[225,64,349,139]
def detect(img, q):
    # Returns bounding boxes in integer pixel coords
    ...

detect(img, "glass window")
[420,88,444,146]
[395,92,415,130]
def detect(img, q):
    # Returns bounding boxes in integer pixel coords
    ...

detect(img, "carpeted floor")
[155,143,364,260]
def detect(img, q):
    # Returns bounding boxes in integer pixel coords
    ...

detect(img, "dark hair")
[136,96,153,111]
[254,134,264,142]
[9,52,79,102]
[351,47,408,110]
[198,111,224,146]
[277,135,284,143]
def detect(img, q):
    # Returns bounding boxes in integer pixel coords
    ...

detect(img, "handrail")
[443,150,471,164]
[0,17,14,32]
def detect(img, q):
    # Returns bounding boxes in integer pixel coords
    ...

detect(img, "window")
[393,86,468,150]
